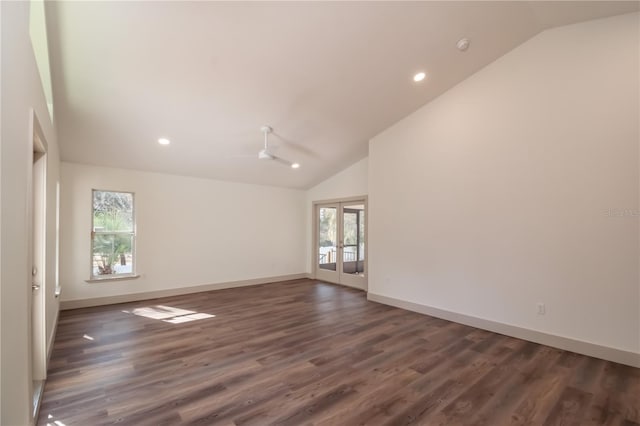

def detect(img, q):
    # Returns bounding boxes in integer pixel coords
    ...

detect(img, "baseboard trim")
[61,273,309,310]
[367,292,640,368]
[327,280,366,291]
[307,274,367,292]
[47,308,59,363]
[340,281,367,291]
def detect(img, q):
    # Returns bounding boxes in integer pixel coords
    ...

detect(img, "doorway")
[29,112,48,418]
[314,198,367,290]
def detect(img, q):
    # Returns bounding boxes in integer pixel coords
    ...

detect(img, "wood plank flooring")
[38,279,639,425]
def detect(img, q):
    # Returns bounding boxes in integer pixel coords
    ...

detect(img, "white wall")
[369,13,639,355]
[306,157,368,204]
[305,157,368,273]
[1,1,61,424]
[60,163,307,302]
[0,3,3,419]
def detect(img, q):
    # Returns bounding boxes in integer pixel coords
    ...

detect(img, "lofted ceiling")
[46,1,638,189]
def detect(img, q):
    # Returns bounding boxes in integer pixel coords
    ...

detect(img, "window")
[91,190,135,279]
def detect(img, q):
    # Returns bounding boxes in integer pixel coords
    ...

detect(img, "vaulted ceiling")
[46,1,638,189]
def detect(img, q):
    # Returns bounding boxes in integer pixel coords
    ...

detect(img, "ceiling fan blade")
[247,125,300,168]
[273,155,301,169]
[272,156,293,167]
[271,132,318,159]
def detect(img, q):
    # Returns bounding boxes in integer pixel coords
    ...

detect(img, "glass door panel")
[318,206,337,272]
[342,204,365,282]
[359,210,365,263]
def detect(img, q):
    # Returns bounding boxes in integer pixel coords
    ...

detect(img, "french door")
[29,111,48,420]
[315,199,367,290]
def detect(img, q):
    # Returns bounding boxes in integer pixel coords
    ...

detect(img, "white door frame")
[28,109,48,418]
[312,196,368,291]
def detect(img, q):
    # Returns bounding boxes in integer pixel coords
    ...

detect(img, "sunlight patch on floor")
[122,305,215,324]
[46,413,66,426]
[127,305,195,320]
[164,312,216,324]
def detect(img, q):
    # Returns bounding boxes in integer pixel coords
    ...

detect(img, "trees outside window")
[91,190,135,278]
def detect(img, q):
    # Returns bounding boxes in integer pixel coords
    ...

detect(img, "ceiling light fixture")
[413,72,426,82]
[456,38,470,52]
[158,138,170,145]
[291,163,300,169]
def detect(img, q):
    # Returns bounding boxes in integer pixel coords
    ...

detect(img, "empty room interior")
[1,1,640,425]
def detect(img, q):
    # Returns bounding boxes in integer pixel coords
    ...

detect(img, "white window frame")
[89,189,138,282]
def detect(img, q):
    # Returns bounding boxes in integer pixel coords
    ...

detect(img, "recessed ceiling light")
[158,138,170,145]
[413,72,426,82]
[291,163,300,169]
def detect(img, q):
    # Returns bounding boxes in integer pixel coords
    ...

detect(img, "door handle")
[32,283,40,291]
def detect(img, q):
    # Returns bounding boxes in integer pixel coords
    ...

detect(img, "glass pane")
[318,207,337,272]
[93,190,134,232]
[343,205,365,276]
[359,210,365,261]
[343,213,357,245]
[92,233,134,276]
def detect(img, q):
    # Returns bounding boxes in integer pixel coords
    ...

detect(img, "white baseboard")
[46,308,59,364]
[367,292,640,368]
[307,273,367,291]
[60,273,309,310]
[340,281,367,291]
[313,279,366,291]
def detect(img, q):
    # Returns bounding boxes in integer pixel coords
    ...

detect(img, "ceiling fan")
[258,125,300,169]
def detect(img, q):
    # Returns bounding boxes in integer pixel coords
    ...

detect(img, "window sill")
[85,274,140,283]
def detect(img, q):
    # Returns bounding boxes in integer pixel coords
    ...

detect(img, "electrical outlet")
[537,303,546,315]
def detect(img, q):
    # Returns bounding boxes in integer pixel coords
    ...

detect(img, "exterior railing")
[318,248,361,264]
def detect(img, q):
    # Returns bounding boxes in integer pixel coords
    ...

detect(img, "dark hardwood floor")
[38,279,639,426]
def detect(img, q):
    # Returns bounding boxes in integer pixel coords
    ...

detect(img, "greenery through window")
[318,208,337,248]
[91,190,135,278]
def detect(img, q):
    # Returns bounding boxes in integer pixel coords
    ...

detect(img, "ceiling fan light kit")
[258,125,299,169]
[258,150,275,160]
